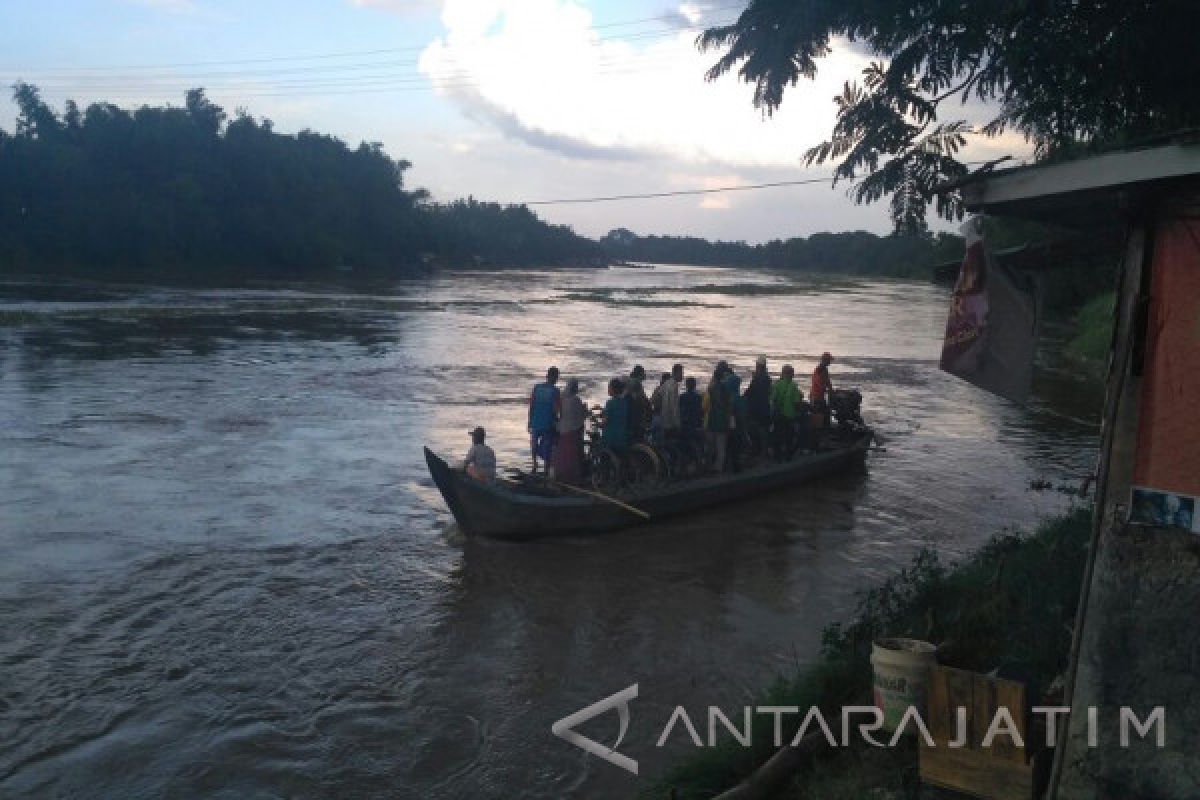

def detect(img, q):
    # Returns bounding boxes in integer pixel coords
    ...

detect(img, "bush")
[648,507,1094,800]
[1065,292,1115,367]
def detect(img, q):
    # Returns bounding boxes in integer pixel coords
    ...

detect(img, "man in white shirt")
[463,426,497,483]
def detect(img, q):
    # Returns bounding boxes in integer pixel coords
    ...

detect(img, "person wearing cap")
[744,356,772,458]
[528,366,561,474]
[551,378,587,484]
[463,427,497,483]
[811,352,835,411]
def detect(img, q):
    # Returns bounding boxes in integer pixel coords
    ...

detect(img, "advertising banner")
[940,216,1042,404]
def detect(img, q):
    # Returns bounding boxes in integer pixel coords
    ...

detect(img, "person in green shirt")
[770,364,803,461]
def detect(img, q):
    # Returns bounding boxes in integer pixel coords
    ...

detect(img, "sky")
[0,0,1028,242]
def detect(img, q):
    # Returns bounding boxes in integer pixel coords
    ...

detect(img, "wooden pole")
[549,480,651,520]
[710,728,831,800]
[1047,221,1148,798]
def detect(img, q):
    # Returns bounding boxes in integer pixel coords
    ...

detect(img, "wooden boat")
[424,429,874,540]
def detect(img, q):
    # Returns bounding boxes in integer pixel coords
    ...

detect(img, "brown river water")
[0,266,1099,798]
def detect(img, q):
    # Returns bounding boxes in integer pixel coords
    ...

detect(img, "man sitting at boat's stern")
[463,426,497,483]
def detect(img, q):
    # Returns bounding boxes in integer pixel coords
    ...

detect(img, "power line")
[15,32,732,100]
[20,54,712,100]
[4,4,745,75]
[12,44,701,91]
[8,18,736,100]
[4,47,428,74]
[10,26,698,83]
[518,160,1006,205]
[521,177,837,205]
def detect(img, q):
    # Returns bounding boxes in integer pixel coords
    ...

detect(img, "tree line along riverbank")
[0,84,1115,350]
[0,84,968,285]
[644,507,1093,800]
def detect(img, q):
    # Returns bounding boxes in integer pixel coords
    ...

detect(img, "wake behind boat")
[425,427,873,540]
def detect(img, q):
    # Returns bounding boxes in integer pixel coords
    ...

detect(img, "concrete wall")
[1056,522,1200,798]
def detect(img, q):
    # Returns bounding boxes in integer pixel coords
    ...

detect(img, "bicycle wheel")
[590,448,622,491]
[627,444,665,487]
[656,441,683,482]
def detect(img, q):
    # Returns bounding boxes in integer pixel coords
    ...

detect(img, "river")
[0,265,1099,798]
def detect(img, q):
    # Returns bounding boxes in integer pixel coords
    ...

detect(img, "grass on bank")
[1064,291,1115,368]
[644,507,1094,800]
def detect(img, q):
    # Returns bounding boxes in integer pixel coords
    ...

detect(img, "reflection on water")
[0,267,1099,798]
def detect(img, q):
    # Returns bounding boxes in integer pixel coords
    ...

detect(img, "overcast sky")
[0,0,1027,242]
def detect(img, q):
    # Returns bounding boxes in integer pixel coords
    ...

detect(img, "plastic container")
[870,637,937,732]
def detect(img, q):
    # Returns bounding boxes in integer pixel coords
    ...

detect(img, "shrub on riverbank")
[646,507,1093,800]
[1065,292,1115,369]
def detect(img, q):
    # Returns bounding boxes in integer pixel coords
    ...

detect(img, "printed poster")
[940,216,1041,404]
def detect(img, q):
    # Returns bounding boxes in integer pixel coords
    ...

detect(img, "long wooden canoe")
[424,429,873,540]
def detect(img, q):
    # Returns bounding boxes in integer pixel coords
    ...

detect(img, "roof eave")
[953,143,1200,225]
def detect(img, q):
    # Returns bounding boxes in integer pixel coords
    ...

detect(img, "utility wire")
[21,54,714,100]
[12,26,707,83]
[10,21,736,100]
[522,177,837,205]
[17,37,733,100]
[4,4,745,74]
[14,45,704,91]
[518,160,1007,205]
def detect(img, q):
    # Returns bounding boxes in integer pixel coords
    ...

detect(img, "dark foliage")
[601,226,963,277]
[700,1,1200,232]
[428,198,606,269]
[0,84,603,282]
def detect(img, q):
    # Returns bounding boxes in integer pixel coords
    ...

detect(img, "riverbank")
[645,506,1093,800]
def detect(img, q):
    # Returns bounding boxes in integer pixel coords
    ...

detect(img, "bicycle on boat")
[583,407,665,492]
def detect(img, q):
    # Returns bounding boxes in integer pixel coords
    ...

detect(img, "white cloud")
[676,3,704,25]
[418,0,874,169]
[348,0,439,14]
[398,0,1031,240]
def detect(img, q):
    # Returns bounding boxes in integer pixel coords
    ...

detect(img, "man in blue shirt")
[528,366,561,474]
[601,378,631,452]
[721,366,745,472]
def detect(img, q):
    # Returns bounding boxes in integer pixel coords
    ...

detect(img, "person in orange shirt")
[811,352,835,410]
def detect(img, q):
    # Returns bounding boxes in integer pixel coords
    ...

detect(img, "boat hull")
[424,432,872,540]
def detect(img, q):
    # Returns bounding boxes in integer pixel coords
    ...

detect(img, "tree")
[599,227,961,276]
[12,82,61,140]
[0,85,601,281]
[184,88,225,137]
[699,1,1200,232]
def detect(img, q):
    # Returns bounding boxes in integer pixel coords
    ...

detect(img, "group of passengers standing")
[463,354,836,485]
